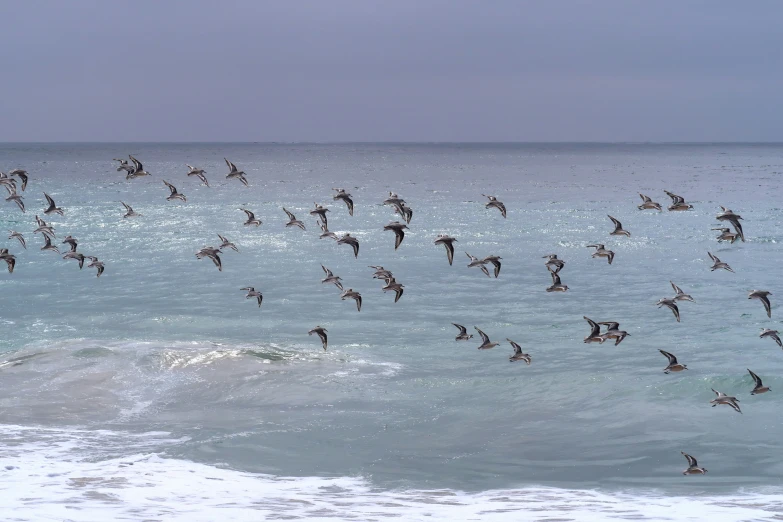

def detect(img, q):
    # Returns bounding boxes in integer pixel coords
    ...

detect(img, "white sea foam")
[1,425,782,522]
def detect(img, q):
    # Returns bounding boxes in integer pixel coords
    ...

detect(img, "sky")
[1,0,782,142]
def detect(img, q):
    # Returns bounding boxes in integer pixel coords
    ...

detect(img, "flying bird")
[40,234,59,254]
[637,193,662,211]
[0,249,16,273]
[62,251,86,269]
[748,290,772,318]
[224,158,248,186]
[186,165,209,187]
[434,234,457,266]
[707,252,734,273]
[196,247,222,271]
[711,227,739,243]
[283,208,306,230]
[664,190,693,211]
[333,188,354,216]
[309,203,330,228]
[240,209,261,227]
[217,234,238,252]
[309,326,328,350]
[62,235,78,252]
[466,252,490,277]
[597,321,630,346]
[716,206,744,242]
[659,349,687,374]
[340,288,362,311]
[482,255,502,278]
[760,328,782,348]
[608,215,630,237]
[127,155,150,178]
[9,169,28,191]
[474,327,499,350]
[43,193,63,215]
[383,221,408,250]
[320,265,343,291]
[451,323,473,341]
[747,369,770,395]
[670,281,694,302]
[162,180,186,202]
[482,194,506,218]
[507,339,531,364]
[381,277,404,302]
[543,254,565,273]
[337,233,360,258]
[121,201,141,218]
[240,287,263,307]
[546,267,568,292]
[657,298,681,322]
[710,389,741,413]
[583,316,604,344]
[85,256,104,277]
[587,244,615,265]
[8,231,25,249]
[681,452,707,475]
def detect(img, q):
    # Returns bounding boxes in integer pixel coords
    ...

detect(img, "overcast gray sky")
[1,1,781,142]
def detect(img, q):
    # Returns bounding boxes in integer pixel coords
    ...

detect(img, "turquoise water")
[1,143,782,520]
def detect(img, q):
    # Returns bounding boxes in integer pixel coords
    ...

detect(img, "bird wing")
[225,158,237,173]
[452,323,467,335]
[242,209,255,220]
[748,369,762,387]
[283,207,296,221]
[659,349,677,364]
[681,452,697,467]
[44,192,55,208]
[163,180,177,194]
[474,327,490,344]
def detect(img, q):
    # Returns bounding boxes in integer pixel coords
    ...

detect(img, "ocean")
[1,143,782,521]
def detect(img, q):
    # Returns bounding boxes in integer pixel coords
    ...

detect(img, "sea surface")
[1,143,782,521]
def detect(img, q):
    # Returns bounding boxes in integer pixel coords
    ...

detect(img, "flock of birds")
[1,157,778,477]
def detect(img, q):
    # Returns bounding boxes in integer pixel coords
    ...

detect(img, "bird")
[451,323,473,341]
[33,216,55,238]
[114,158,134,175]
[217,234,238,252]
[747,369,770,395]
[660,349,687,373]
[283,208,306,230]
[434,234,457,266]
[482,255,502,278]
[240,287,263,307]
[474,327,499,350]
[195,247,222,271]
[320,265,343,291]
[162,180,186,202]
[8,231,25,249]
[587,244,615,264]
[482,194,506,218]
[657,298,681,322]
[543,254,565,273]
[716,206,744,242]
[309,326,328,350]
[43,193,63,215]
[224,158,248,186]
[127,155,150,178]
[760,328,782,348]
[121,201,141,218]
[597,321,630,346]
[396,202,413,224]
[637,193,662,211]
[608,215,630,237]
[62,235,78,252]
[381,277,404,302]
[40,234,59,254]
[85,256,104,277]
[317,221,338,240]
[670,281,694,302]
[583,316,605,344]
[340,288,362,311]
[309,203,330,228]
[546,267,568,292]
[681,452,707,475]
[240,209,261,227]
[9,169,28,191]
[62,251,86,269]
[707,252,734,273]
[710,388,741,413]
[337,233,360,258]
[383,221,408,250]
[0,249,16,273]
[508,339,532,364]
[4,184,25,213]
[664,190,693,211]
[466,252,490,277]
[748,290,772,318]
[186,165,209,187]
[712,227,739,243]
[333,188,354,216]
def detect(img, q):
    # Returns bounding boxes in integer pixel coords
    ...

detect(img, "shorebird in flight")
[466,252,490,277]
[40,234,59,254]
[63,251,86,269]
[224,158,248,186]
[317,221,338,240]
[240,209,261,227]
[543,254,565,273]
[0,249,16,273]
[337,233,359,258]
[637,193,662,211]
[508,339,532,364]
[597,321,629,345]
[283,208,306,230]
[670,281,694,302]
[760,328,782,348]
[162,180,186,202]
[127,155,150,178]
[583,316,605,344]
[320,265,343,291]
[587,244,615,264]
[660,349,687,374]
[85,256,104,277]
[451,323,473,341]
[121,201,141,218]
[716,206,744,242]
[546,267,568,292]
[482,194,506,218]
[8,231,25,249]
[62,235,78,252]
[710,389,741,413]
[657,298,681,322]
[9,169,28,191]
[707,252,734,273]
[196,246,222,271]
[186,165,209,187]
[748,290,772,318]
[608,215,630,237]
[4,185,24,212]
[712,227,739,243]
[240,287,263,307]
[114,158,134,175]
[434,234,457,266]
[340,288,362,311]
[483,255,502,278]
[747,369,770,395]
[43,193,63,215]
[333,188,354,216]
[681,452,707,475]
[309,203,330,228]
[383,221,408,250]
[217,234,238,252]
[381,277,404,302]
[309,326,328,350]
[474,327,499,350]
[664,190,693,211]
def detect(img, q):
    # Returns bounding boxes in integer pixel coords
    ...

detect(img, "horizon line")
[1,140,783,145]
